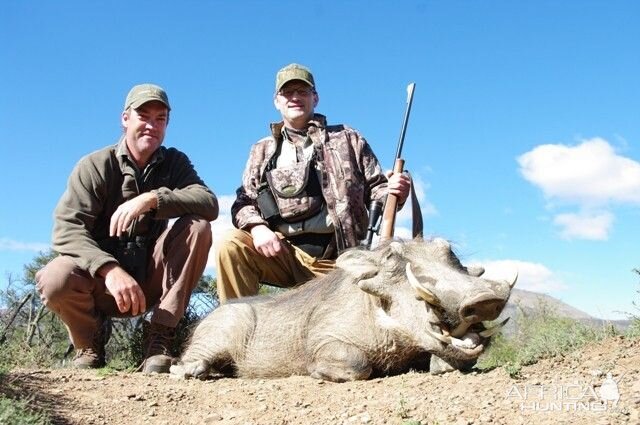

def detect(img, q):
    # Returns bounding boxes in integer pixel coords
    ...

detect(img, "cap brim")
[128,97,171,111]
[276,78,315,93]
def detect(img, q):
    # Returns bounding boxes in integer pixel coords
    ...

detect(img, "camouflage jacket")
[232,114,388,251]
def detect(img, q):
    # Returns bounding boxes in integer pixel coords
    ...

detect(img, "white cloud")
[518,137,640,205]
[205,195,236,272]
[553,211,613,241]
[469,259,568,293]
[0,238,50,252]
[517,137,640,240]
[394,226,413,240]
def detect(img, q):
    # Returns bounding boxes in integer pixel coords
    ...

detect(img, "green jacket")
[232,114,387,251]
[52,138,218,277]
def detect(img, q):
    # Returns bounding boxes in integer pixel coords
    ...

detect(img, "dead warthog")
[171,238,515,382]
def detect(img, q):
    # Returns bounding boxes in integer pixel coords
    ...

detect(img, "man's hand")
[109,192,158,237]
[98,263,147,315]
[250,224,284,257]
[385,171,411,205]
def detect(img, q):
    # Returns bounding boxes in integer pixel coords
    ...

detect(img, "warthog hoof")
[169,360,209,379]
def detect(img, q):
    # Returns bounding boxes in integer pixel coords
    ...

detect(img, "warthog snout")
[460,296,506,323]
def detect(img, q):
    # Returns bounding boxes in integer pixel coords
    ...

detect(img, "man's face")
[121,100,168,167]
[274,80,318,129]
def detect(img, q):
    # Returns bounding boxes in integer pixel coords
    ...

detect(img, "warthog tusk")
[427,328,481,350]
[426,328,452,345]
[507,272,518,289]
[479,317,510,337]
[406,263,441,307]
[450,322,470,338]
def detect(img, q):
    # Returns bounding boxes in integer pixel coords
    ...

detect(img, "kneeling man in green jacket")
[36,84,219,373]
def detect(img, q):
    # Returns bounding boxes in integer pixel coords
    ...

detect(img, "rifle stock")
[379,158,405,240]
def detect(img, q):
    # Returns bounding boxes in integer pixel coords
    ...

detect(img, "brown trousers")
[36,215,212,349]
[215,228,336,303]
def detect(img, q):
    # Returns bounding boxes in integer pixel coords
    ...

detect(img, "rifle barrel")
[394,83,416,159]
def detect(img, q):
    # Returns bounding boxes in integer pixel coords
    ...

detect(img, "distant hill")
[497,288,631,336]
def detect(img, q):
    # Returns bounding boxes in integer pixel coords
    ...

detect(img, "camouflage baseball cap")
[275,63,315,93]
[124,83,171,111]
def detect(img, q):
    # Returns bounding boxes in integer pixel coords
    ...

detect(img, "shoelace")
[75,348,100,360]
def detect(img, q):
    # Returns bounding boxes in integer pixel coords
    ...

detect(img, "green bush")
[477,304,612,377]
[0,396,51,425]
[0,266,218,371]
[626,268,640,339]
[627,320,640,338]
[0,368,51,425]
[0,319,69,370]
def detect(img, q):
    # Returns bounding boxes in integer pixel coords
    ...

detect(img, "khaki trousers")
[36,215,212,349]
[215,228,336,303]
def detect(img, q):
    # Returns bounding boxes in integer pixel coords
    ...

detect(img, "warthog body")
[171,239,514,382]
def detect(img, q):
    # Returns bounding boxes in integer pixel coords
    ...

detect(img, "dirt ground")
[3,336,639,425]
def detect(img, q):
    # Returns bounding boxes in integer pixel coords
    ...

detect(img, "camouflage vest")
[261,137,324,223]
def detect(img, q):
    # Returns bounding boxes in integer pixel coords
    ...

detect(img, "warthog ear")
[336,249,379,281]
[357,278,389,299]
[466,266,485,277]
[337,249,389,298]
[432,238,451,251]
[338,242,407,299]
[389,241,404,255]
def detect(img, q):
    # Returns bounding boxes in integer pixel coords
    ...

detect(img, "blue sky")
[1,1,639,319]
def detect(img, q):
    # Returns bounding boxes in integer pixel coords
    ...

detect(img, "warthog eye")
[461,306,476,318]
[428,303,445,319]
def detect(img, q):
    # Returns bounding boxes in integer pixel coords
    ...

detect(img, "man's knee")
[36,256,78,306]
[214,229,259,297]
[176,215,212,239]
[191,215,212,235]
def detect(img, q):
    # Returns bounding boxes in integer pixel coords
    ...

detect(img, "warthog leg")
[308,341,372,382]
[170,304,256,380]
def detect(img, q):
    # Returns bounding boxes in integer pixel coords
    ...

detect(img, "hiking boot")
[142,322,175,374]
[73,348,105,369]
[72,317,111,369]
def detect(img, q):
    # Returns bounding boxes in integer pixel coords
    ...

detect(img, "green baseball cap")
[275,63,315,93]
[124,83,171,111]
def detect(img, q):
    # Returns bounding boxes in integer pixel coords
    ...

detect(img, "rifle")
[378,82,416,241]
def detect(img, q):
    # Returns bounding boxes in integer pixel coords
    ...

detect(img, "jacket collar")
[115,136,165,173]
[269,114,327,141]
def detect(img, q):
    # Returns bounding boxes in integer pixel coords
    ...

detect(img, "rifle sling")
[406,170,423,239]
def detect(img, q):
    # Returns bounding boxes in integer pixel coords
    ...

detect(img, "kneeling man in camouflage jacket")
[216,64,409,301]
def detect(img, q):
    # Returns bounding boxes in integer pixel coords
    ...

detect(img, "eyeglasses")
[278,87,315,97]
